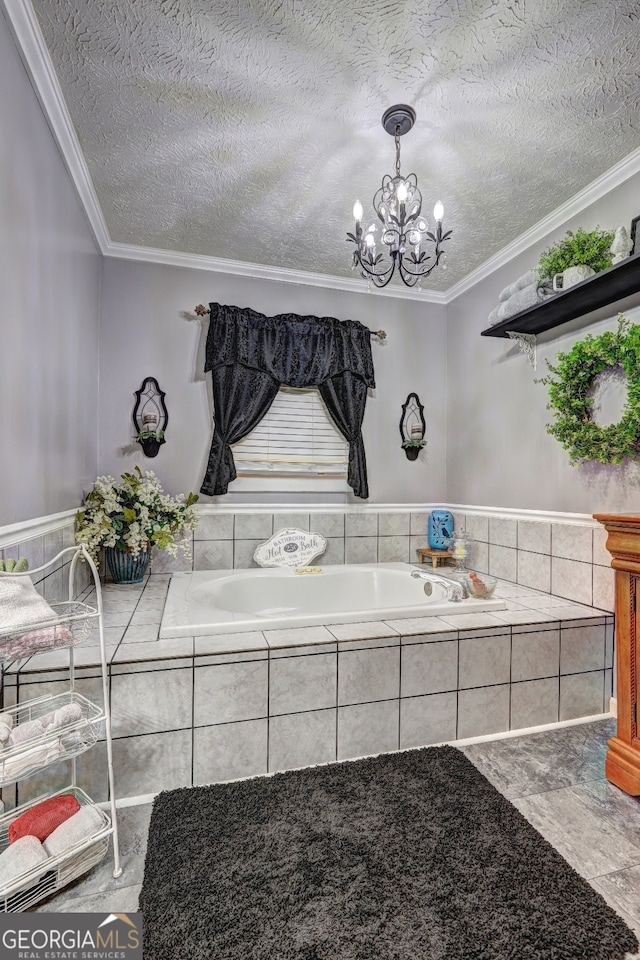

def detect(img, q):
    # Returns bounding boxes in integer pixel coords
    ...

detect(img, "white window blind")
[232,386,348,477]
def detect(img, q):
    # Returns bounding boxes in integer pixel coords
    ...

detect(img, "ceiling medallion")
[347,105,452,290]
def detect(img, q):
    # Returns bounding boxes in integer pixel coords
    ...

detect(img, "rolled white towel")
[487,304,501,326]
[8,717,47,747]
[43,804,105,858]
[41,703,83,731]
[0,712,13,745]
[496,281,548,320]
[0,835,48,887]
[498,268,538,302]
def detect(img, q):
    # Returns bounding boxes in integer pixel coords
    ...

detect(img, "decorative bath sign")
[254,528,327,567]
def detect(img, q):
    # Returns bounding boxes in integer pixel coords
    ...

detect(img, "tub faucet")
[411,569,464,602]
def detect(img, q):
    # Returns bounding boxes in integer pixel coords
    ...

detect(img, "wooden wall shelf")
[481,252,640,339]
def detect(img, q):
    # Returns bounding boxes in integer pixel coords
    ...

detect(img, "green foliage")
[75,466,199,559]
[135,429,165,442]
[536,315,640,465]
[401,439,427,448]
[537,227,615,281]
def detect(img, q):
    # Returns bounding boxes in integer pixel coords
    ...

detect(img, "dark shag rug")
[139,746,638,960]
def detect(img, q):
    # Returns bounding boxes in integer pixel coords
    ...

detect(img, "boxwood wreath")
[537,316,640,465]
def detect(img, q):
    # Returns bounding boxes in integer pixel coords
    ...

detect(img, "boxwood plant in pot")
[75,467,199,583]
[537,227,615,282]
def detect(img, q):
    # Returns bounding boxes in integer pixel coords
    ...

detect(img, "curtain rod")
[193,305,387,340]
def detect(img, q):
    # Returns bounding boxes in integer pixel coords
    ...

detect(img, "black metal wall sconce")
[133,377,168,458]
[400,393,426,460]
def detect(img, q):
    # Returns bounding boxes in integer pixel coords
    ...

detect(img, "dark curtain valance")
[204,303,376,387]
[200,303,376,499]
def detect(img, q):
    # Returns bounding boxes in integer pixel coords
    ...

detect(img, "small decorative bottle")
[428,510,454,550]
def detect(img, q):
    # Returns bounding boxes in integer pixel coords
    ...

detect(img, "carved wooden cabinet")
[594,513,640,795]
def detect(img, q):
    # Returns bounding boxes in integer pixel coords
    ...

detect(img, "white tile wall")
[518,520,551,555]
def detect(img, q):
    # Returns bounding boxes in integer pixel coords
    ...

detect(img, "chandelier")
[347,105,451,289]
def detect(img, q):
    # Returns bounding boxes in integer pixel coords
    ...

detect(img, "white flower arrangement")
[75,467,199,560]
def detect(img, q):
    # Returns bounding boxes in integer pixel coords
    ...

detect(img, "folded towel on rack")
[0,712,13,744]
[0,743,57,783]
[0,576,59,631]
[9,793,80,844]
[0,576,72,660]
[43,804,105,858]
[7,717,47,747]
[0,835,48,887]
[497,268,539,302]
[41,702,83,731]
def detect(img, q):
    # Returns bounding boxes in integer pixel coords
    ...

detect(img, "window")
[232,386,348,477]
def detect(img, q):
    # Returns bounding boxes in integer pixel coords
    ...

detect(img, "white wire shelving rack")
[0,545,122,911]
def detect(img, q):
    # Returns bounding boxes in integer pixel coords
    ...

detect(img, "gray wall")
[3,0,640,523]
[98,258,448,504]
[0,10,101,526]
[446,170,640,514]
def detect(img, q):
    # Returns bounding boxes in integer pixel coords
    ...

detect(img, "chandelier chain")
[395,127,401,177]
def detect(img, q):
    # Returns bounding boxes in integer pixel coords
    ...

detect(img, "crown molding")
[443,145,640,303]
[104,242,449,303]
[1,0,110,251]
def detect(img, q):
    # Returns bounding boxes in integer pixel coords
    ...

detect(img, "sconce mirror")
[133,377,168,458]
[400,393,426,461]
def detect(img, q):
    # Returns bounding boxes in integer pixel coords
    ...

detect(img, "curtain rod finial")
[194,304,210,317]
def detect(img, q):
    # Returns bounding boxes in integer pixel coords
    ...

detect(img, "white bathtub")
[160,563,506,637]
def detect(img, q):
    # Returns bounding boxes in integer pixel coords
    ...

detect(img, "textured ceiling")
[29,0,640,291]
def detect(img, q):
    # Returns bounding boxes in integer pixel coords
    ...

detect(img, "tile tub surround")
[1,574,613,805]
[1,505,616,614]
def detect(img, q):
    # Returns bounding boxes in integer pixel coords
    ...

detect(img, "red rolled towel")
[9,793,80,844]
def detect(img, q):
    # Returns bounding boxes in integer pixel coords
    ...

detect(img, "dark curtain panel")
[201,303,376,498]
[200,366,279,497]
[318,373,370,500]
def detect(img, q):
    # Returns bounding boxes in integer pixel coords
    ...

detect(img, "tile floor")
[29,717,640,960]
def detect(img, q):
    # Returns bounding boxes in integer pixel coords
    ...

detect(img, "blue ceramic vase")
[428,510,454,550]
[105,547,151,584]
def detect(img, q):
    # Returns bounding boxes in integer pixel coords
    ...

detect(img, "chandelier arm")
[350,246,398,288]
[398,257,440,283]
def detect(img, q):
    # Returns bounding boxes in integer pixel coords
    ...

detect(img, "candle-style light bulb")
[396,180,408,203]
[353,200,363,223]
[433,201,444,222]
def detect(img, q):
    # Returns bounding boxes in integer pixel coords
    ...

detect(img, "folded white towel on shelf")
[498,281,543,319]
[43,804,104,858]
[0,835,48,887]
[497,268,539,302]
[487,304,501,325]
[0,743,58,783]
[488,280,555,325]
[0,577,58,631]
[0,576,73,660]
[0,712,13,744]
